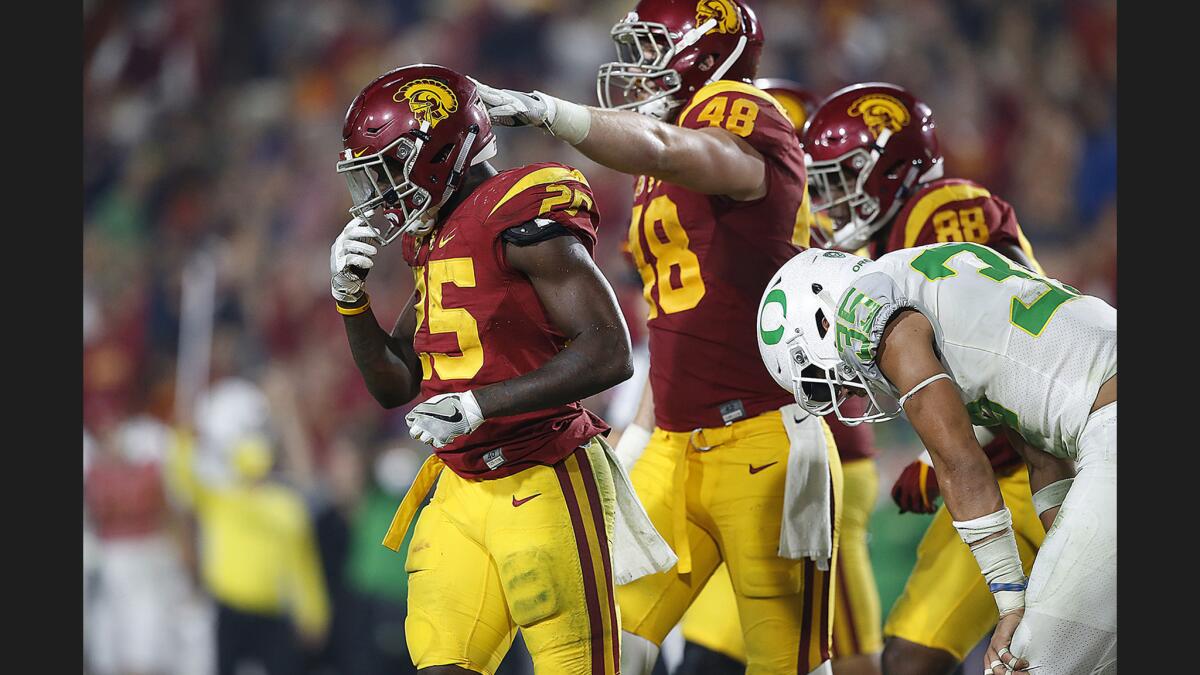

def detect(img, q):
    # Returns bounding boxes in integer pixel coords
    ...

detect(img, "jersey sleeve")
[832,268,926,396]
[675,81,808,221]
[896,181,1044,272]
[676,81,799,159]
[483,163,600,253]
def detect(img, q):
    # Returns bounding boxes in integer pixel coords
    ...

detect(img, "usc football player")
[473,2,844,674]
[329,64,667,674]
[674,78,885,675]
[802,82,1051,675]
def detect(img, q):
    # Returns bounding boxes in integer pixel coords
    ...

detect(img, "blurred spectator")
[167,378,331,675]
[85,414,197,675]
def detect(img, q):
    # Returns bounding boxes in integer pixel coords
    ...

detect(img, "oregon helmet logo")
[696,0,740,35]
[395,79,459,128]
[847,94,910,139]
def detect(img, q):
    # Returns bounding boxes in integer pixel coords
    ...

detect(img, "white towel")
[597,436,678,585]
[778,404,834,571]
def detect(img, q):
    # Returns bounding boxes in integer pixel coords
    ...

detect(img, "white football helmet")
[756,248,901,425]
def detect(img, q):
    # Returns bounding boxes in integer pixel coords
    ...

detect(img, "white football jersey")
[835,242,1116,459]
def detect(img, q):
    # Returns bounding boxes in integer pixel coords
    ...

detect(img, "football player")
[472,2,844,674]
[329,64,659,674]
[757,244,1116,675]
[801,82,1053,675]
[675,78,884,675]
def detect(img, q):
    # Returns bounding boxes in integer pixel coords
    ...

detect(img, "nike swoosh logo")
[512,493,542,507]
[439,231,457,248]
[748,462,779,474]
[416,402,463,423]
[353,147,369,157]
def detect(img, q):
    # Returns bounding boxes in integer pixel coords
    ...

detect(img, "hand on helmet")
[472,79,558,129]
[891,457,940,514]
[471,78,590,144]
[330,215,382,304]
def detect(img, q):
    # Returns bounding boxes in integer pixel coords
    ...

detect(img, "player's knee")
[498,548,561,626]
[881,637,959,675]
[620,630,660,675]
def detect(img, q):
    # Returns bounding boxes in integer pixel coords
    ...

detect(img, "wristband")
[336,296,371,316]
[547,95,592,145]
[1032,478,1073,516]
[953,508,1026,615]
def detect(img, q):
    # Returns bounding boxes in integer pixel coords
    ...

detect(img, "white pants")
[85,534,190,675]
[1010,402,1117,674]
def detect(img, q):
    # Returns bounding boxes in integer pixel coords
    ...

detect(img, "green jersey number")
[909,243,1080,336]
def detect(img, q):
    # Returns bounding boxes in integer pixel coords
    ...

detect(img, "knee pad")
[621,631,660,675]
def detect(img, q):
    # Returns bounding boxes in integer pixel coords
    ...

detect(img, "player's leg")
[715,413,843,675]
[617,429,724,675]
[485,439,626,675]
[405,472,516,675]
[881,467,1044,675]
[679,563,745,673]
[831,458,883,675]
[1008,404,1116,675]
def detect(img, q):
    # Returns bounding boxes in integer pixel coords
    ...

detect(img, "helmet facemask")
[785,287,902,426]
[337,134,436,244]
[597,20,685,119]
[597,12,747,121]
[806,143,884,251]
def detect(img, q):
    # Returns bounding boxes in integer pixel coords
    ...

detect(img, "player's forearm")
[472,326,633,419]
[932,450,1007,523]
[342,308,422,408]
[575,109,754,195]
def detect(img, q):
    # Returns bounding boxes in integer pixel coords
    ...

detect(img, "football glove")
[330,215,381,304]
[405,391,486,449]
[471,79,591,145]
[891,454,940,514]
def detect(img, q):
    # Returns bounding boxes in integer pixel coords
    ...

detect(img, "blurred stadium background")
[82,0,1115,673]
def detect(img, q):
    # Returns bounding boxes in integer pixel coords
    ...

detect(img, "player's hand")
[330,215,381,304]
[471,79,559,129]
[405,391,486,449]
[891,459,940,514]
[986,610,1029,674]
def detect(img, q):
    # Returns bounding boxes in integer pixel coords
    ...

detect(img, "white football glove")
[471,78,591,145]
[330,215,381,304]
[405,391,486,449]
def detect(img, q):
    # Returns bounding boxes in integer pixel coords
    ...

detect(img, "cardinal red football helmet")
[800,82,943,251]
[597,0,764,121]
[337,64,497,244]
[753,78,821,132]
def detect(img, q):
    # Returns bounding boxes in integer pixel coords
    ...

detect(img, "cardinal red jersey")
[871,177,1040,472]
[871,178,1041,272]
[400,162,609,479]
[629,81,809,431]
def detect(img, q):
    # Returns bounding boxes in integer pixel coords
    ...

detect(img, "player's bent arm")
[878,309,1028,619]
[342,293,424,409]
[877,310,1004,521]
[472,235,635,418]
[574,109,767,200]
